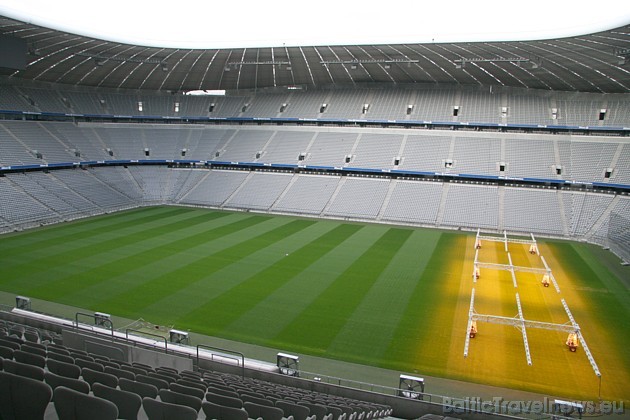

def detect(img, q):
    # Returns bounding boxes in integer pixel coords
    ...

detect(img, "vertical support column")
[464,288,476,358]
[541,256,561,293]
[515,293,532,366]
[562,299,600,377]
[508,253,518,288]
[529,233,539,255]
[472,248,480,282]
[475,228,482,249]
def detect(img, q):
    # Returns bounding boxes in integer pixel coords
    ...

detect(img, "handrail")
[74,312,114,338]
[299,370,436,403]
[197,344,245,378]
[125,328,168,353]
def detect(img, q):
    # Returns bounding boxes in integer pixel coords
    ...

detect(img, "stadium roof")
[1,14,629,93]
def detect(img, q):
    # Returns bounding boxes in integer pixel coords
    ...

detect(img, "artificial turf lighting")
[277,353,299,377]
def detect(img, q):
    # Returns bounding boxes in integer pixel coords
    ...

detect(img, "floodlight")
[398,374,424,399]
[16,295,31,310]
[94,312,111,327]
[277,352,299,376]
[553,400,584,417]
[169,329,190,344]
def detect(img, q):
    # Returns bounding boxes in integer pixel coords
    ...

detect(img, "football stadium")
[0,3,629,419]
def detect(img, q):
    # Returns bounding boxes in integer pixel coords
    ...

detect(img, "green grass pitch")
[1,206,628,402]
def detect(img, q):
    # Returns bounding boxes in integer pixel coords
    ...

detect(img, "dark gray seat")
[177,378,207,392]
[123,365,150,376]
[142,397,198,420]
[136,373,169,390]
[93,382,142,420]
[206,385,240,399]
[132,362,154,371]
[47,343,70,352]
[90,353,110,362]
[332,404,355,420]
[326,405,346,420]
[205,390,244,408]
[75,358,104,372]
[244,401,285,420]
[299,401,332,420]
[47,346,71,356]
[148,371,177,384]
[0,345,14,359]
[2,358,45,381]
[154,368,180,381]
[180,370,202,379]
[71,353,93,361]
[277,400,317,420]
[54,385,119,420]
[47,358,82,379]
[159,388,203,412]
[241,393,274,407]
[0,371,52,420]
[0,338,21,350]
[47,351,75,364]
[20,343,47,357]
[100,360,121,369]
[81,367,119,389]
[104,365,136,381]
[44,371,90,395]
[14,349,46,368]
[202,400,249,420]
[2,335,24,345]
[170,382,205,400]
[119,377,159,399]
[23,329,40,343]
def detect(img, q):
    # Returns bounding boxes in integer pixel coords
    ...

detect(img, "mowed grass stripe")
[100,216,314,321]
[273,227,413,355]
[180,223,363,339]
[23,212,260,302]
[223,225,392,348]
[75,215,288,309]
[324,229,443,366]
[550,242,630,374]
[548,242,605,289]
[99,218,317,319]
[382,233,465,373]
[0,206,163,247]
[0,206,187,258]
[1,206,202,272]
[154,218,328,323]
[1,210,232,293]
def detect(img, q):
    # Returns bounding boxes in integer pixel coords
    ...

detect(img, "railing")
[298,370,443,404]
[2,305,594,419]
[197,344,245,378]
[125,328,168,353]
[74,312,114,338]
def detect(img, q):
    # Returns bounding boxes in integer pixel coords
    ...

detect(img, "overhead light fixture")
[320,58,419,65]
[227,60,290,66]
[453,57,530,68]
[75,52,168,68]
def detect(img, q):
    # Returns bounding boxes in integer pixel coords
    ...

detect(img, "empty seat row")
[202,371,392,420]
